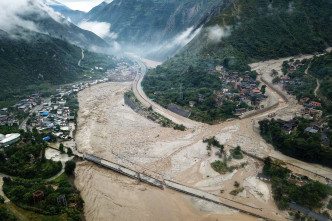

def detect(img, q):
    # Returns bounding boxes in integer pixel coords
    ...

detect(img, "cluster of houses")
[279,75,305,96]
[11,94,41,113]
[29,96,74,140]
[276,118,330,146]
[0,94,42,126]
[106,62,137,82]
[295,96,323,120]
[66,78,110,94]
[0,108,19,126]
[207,66,267,115]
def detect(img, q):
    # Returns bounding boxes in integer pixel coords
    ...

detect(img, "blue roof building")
[41,112,49,116]
[43,136,51,141]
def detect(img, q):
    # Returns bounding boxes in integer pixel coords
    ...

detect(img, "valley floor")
[74,53,332,221]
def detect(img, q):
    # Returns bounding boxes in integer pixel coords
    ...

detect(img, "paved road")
[19,98,50,132]
[78,48,85,67]
[130,56,202,129]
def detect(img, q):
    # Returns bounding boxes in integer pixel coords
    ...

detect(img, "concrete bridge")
[83,154,279,221]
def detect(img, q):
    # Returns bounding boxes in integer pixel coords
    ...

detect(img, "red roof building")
[310,101,322,107]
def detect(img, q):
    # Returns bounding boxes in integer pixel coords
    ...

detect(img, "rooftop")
[0,133,20,144]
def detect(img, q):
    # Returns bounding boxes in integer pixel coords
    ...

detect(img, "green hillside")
[0,30,115,106]
[309,52,332,112]
[142,0,332,123]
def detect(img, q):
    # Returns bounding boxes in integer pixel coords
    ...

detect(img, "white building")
[0,133,21,147]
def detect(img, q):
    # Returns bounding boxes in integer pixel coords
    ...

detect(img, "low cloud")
[0,1,39,34]
[207,25,231,43]
[149,26,201,54]
[0,0,66,36]
[78,21,118,39]
[166,26,201,49]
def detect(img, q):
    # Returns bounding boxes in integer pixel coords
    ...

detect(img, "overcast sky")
[56,0,109,12]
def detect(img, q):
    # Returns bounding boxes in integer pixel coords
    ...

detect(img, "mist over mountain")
[0,0,109,51]
[80,0,228,60]
[46,0,87,25]
[0,0,118,104]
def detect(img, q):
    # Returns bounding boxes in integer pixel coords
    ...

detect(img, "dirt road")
[314,79,320,97]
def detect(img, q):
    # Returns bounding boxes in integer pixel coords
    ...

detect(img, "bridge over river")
[82,154,282,221]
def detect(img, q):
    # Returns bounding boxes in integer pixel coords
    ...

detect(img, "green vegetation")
[3,175,83,219]
[0,144,62,179]
[124,91,186,131]
[0,125,20,135]
[67,148,73,157]
[211,155,237,174]
[0,206,17,221]
[203,136,224,151]
[282,59,316,97]
[263,157,332,210]
[211,160,234,174]
[143,0,332,123]
[308,52,332,114]
[65,161,76,176]
[328,199,332,210]
[281,54,332,116]
[59,143,64,153]
[231,146,243,160]
[0,125,84,220]
[143,64,240,123]
[230,187,244,196]
[259,118,332,167]
[0,195,4,204]
[0,31,116,108]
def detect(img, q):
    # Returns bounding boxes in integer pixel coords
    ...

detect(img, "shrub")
[65,161,76,175]
[67,148,73,156]
[0,195,4,203]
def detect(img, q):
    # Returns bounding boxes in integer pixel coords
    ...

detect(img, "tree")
[67,148,73,156]
[0,207,16,221]
[0,151,5,161]
[272,77,281,84]
[261,85,267,94]
[65,161,76,175]
[41,147,46,162]
[271,69,278,76]
[234,181,240,188]
[59,143,64,153]
[220,144,224,153]
[0,195,4,204]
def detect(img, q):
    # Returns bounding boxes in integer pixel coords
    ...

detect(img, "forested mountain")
[85,0,230,57]
[88,0,222,44]
[142,0,332,123]
[0,29,115,104]
[24,1,108,50]
[9,0,109,51]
